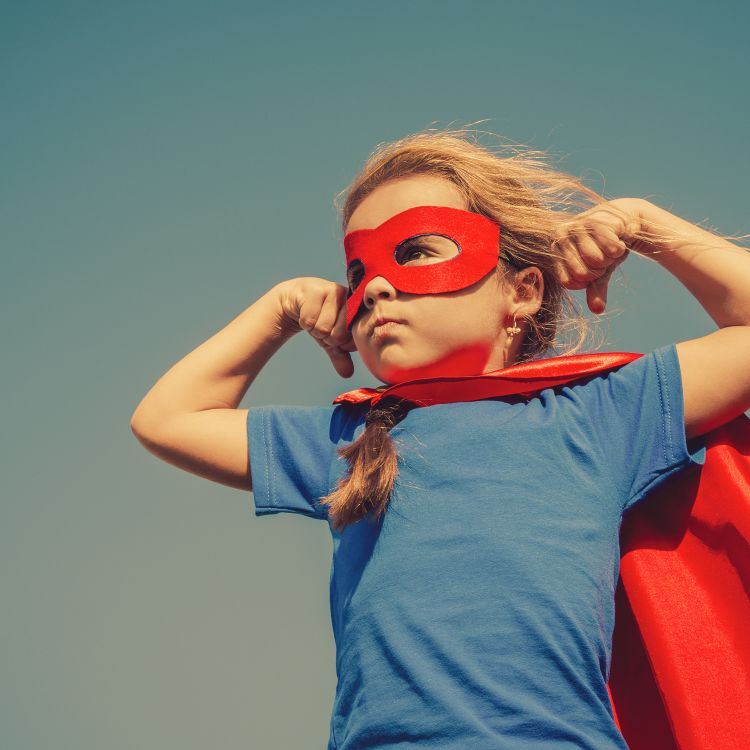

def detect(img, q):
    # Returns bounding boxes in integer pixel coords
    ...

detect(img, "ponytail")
[319,397,414,532]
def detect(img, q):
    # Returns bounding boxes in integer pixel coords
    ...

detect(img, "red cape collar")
[333,351,643,407]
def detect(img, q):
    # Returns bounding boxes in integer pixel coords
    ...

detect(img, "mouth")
[370,316,406,336]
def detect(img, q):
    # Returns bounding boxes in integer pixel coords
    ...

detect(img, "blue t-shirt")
[246,343,706,750]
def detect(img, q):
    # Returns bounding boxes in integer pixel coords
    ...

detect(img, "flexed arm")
[552,196,750,441]
[630,197,750,328]
[130,278,355,490]
[630,199,750,439]
[552,196,750,326]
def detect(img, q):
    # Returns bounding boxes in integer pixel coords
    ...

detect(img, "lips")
[370,316,406,335]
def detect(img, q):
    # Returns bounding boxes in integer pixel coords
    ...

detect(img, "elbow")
[130,412,147,442]
[130,405,156,441]
[129,411,164,456]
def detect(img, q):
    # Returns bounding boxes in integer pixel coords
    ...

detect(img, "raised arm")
[632,199,750,440]
[130,277,355,491]
[130,283,295,491]
[552,196,750,442]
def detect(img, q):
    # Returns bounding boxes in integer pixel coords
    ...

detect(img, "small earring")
[506,314,521,340]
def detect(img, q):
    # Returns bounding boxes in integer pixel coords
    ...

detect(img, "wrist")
[267,280,302,337]
[607,197,664,258]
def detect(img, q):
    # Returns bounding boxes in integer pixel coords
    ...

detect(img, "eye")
[346,259,364,293]
[394,234,460,266]
[402,245,428,261]
[395,240,431,265]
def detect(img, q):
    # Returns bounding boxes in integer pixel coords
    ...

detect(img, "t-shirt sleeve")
[568,342,706,514]
[246,404,342,520]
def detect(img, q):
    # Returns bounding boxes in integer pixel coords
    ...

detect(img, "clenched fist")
[276,277,359,378]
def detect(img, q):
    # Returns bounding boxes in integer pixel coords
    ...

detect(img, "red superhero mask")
[343,204,502,329]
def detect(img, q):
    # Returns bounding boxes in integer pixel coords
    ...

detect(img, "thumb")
[326,345,355,378]
[587,268,613,315]
[588,251,629,314]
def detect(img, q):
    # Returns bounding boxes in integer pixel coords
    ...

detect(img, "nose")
[362,275,397,309]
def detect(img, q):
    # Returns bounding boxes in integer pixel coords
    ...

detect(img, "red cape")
[333,351,750,750]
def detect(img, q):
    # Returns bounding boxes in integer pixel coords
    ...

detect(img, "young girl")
[131,128,750,749]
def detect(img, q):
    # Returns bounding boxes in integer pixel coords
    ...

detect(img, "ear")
[511,266,544,317]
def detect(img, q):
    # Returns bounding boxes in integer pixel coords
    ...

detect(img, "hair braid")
[320,397,414,532]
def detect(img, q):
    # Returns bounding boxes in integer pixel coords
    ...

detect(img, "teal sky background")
[3,2,749,748]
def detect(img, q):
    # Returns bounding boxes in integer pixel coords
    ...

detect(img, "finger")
[580,206,624,238]
[573,233,614,314]
[554,235,590,289]
[587,267,614,314]
[308,287,340,343]
[601,202,642,243]
[324,343,354,378]
[321,309,357,354]
[569,231,611,272]
[587,250,629,314]
[591,224,629,259]
[327,287,357,351]
[298,290,326,334]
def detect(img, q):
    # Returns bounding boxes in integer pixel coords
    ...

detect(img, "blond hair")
[319,123,746,533]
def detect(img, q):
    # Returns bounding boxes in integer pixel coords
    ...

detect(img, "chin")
[364,341,492,383]
[385,355,491,383]
[376,361,443,385]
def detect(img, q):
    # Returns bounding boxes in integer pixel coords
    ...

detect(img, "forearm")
[131,283,295,428]
[633,198,750,328]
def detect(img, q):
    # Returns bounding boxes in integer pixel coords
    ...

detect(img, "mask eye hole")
[394,234,461,266]
[346,259,364,295]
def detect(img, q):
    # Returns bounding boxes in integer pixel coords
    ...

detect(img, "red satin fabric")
[333,352,750,749]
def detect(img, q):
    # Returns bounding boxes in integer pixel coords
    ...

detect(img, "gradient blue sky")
[3,2,749,748]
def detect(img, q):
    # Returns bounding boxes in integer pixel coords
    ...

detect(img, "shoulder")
[674,327,750,439]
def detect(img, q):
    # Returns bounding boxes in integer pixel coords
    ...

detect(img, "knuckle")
[568,265,590,282]
[568,224,586,239]
[585,254,609,269]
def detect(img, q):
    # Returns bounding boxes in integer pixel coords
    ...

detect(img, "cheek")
[421,301,472,334]
[357,324,379,347]
[351,322,368,348]
[426,303,495,343]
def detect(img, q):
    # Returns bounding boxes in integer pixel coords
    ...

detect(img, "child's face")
[346,175,538,385]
